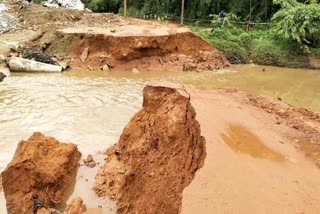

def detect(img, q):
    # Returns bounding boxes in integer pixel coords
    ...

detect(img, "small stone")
[59,62,69,70]
[87,161,96,168]
[159,167,165,175]
[276,121,281,125]
[80,47,89,62]
[102,64,110,72]
[277,97,282,101]
[86,154,94,163]
[132,68,140,74]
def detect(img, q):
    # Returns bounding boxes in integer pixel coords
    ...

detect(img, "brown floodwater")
[0,64,319,212]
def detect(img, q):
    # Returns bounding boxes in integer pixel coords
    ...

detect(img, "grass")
[190,25,315,68]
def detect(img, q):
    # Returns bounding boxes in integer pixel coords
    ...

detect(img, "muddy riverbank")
[93,83,320,213]
[0,1,229,72]
[0,66,320,213]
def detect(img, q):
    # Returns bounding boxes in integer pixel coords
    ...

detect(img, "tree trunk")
[181,0,185,24]
[124,0,127,18]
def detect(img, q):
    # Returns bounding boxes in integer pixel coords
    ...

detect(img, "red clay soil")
[94,84,206,213]
[31,26,229,72]
[180,86,320,213]
[244,91,320,167]
[1,132,81,214]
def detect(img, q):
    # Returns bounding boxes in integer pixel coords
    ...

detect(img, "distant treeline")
[80,0,319,22]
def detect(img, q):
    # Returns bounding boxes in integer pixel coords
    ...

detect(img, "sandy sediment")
[94,83,320,213]
[182,87,320,213]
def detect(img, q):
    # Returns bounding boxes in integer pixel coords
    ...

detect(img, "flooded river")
[0,64,319,212]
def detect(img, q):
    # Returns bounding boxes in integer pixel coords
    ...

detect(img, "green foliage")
[272,0,320,48]
[33,0,45,4]
[86,0,121,13]
[191,26,312,67]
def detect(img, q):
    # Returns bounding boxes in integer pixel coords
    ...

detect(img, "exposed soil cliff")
[1,132,81,214]
[94,84,206,213]
[1,2,229,72]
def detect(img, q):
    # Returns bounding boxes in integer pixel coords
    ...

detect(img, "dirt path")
[182,87,320,213]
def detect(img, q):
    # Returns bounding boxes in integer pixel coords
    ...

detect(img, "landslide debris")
[1,132,81,214]
[66,197,87,214]
[94,84,206,213]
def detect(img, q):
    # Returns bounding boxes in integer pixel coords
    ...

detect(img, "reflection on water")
[0,64,319,211]
[221,124,285,161]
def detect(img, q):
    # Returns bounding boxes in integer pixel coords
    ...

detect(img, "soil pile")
[1,132,81,214]
[33,28,229,72]
[94,84,206,213]
[66,197,87,214]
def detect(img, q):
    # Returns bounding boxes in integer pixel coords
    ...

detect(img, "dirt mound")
[30,27,229,71]
[1,132,81,214]
[16,3,85,28]
[66,197,87,214]
[94,84,206,213]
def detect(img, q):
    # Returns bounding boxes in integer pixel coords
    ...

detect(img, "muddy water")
[0,64,319,212]
[221,124,285,161]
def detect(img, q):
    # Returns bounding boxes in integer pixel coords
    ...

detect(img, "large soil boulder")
[1,132,81,214]
[94,83,206,213]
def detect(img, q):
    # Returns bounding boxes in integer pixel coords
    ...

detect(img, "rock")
[19,48,57,65]
[0,55,6,63]
[132,68,140,74]
[87,161,96,168]
[94,83,206,214]
[8,57,62,73]
[66,197,87,214]
[59,61,69,71]
[1,132,81,214]
[102,64,110,72]
[86,154,94,163]
[0,72,6,82]
[84,154,96,168]
[80,47,89,63]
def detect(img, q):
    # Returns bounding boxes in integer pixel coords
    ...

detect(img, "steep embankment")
[94,84,206,213]
[95,83,320,213]
[1,2,229,72]
[30,24,229,72]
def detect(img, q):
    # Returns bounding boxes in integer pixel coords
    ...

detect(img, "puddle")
[221,124,285,161]
[296,139,320,167]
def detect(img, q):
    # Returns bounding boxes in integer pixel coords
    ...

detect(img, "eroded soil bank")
[94,84,206,213]
[0,2,229,72]
[94,83,320,213]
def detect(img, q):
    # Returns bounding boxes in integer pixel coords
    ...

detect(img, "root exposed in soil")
[94,84,206,213]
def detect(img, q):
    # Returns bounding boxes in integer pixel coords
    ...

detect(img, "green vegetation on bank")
[191,26,314,68]
[189,0,320,68]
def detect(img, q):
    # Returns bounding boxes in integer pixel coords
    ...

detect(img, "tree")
[272,0,320,47]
